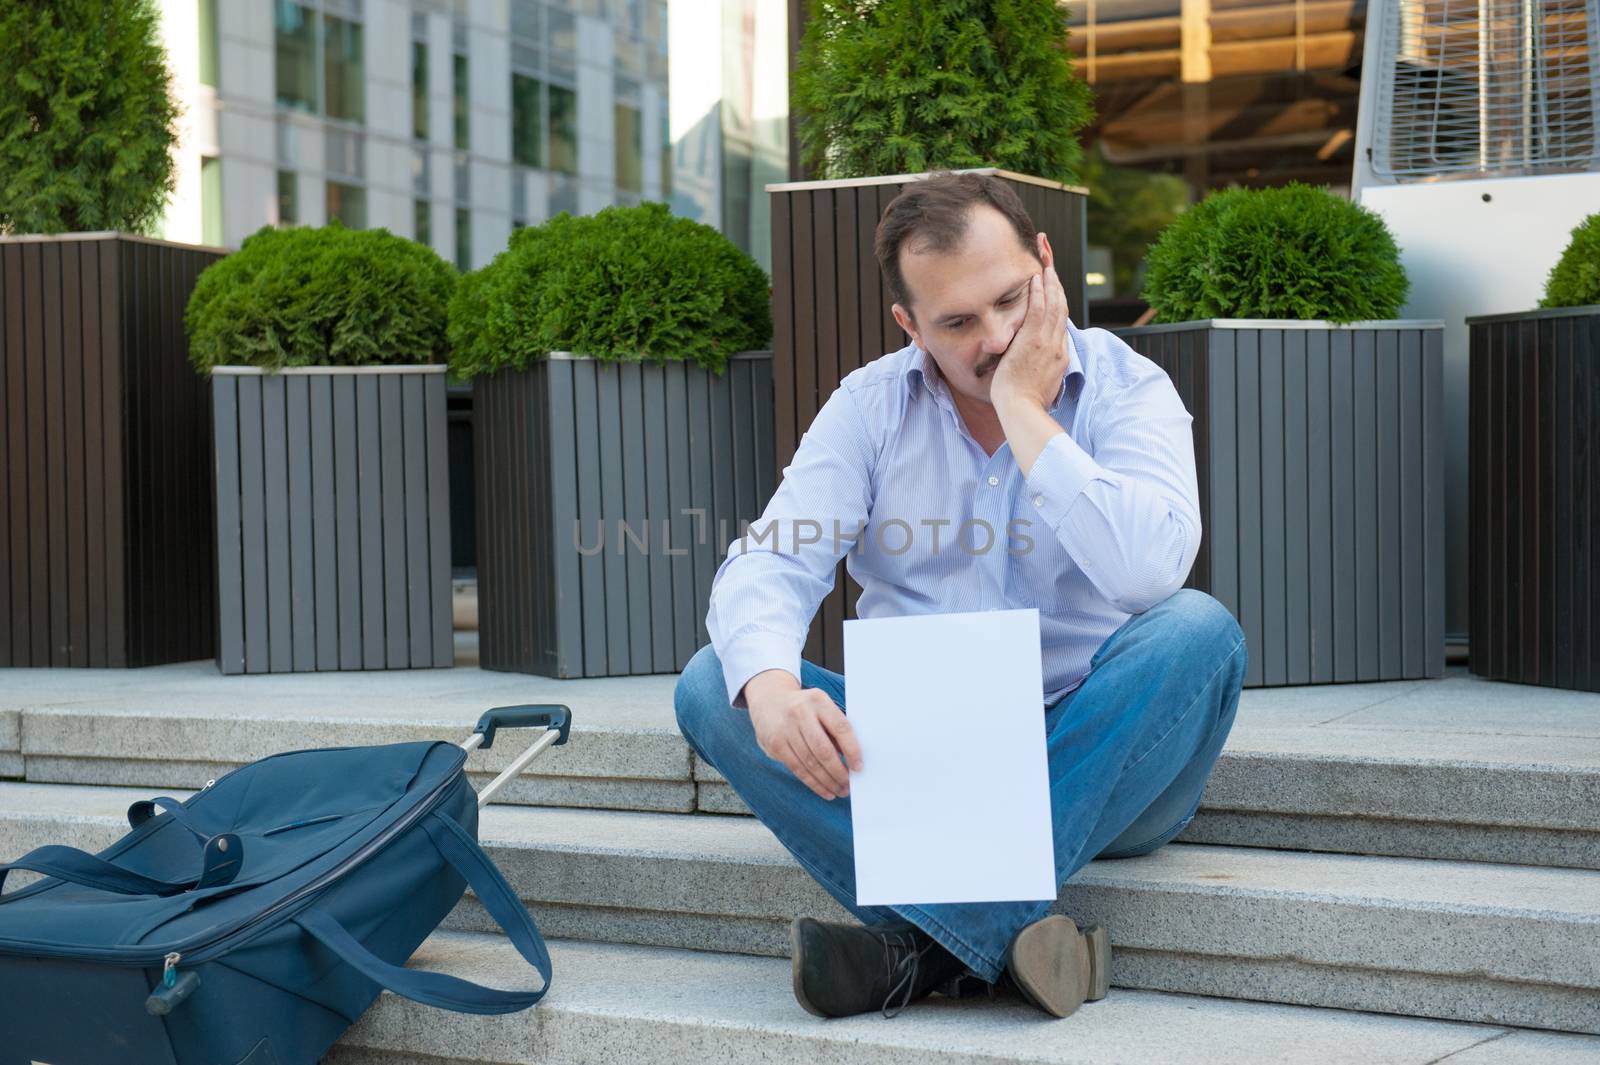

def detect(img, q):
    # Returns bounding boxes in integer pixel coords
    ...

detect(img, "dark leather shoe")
[1004,915,1111,1018]
[790,917,967,1019]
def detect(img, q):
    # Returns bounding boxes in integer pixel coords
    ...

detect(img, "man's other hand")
[744,671,863,801]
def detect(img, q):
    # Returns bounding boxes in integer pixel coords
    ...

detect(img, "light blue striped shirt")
[706,319,1201,710]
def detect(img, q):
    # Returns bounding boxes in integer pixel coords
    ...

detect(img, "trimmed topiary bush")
[1141,183,1409,324]
[792,0,1095,183]
[448,202,771,379]
[1539,213,1600,309]
[0,0,178,234]
[186,223,457,374]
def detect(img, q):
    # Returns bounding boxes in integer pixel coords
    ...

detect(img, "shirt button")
[1033,495,1045,507]
[987,475,1000,487]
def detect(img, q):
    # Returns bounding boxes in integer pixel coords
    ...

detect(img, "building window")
[511,0,539,40]
[548,84,577,176]
[277,170,298,225]
[274,1,319,113]
[454,207,471,270]
[200,156,223,246]
[323,15,364,123]
[661,112,672,198]
[452,53,470,150]
[198,0,220,88]
[275,2,367,124]
[412,41,429,140]
[512,73,543,168]
[415,199,432,246]
[327,181,367,228]
[615,103,642,193]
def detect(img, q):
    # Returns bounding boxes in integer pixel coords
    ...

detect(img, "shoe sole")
[1005,915,1092,1018]
[1083,923,1111,1002]
[789,918,830,1019]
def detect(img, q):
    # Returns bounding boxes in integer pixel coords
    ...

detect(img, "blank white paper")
[843,608,1056,906]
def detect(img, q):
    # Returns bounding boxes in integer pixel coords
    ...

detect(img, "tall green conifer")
[792,0,1095,182]
[0,0,179,234]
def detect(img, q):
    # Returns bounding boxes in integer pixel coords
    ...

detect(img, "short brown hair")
[873,171,1039,315]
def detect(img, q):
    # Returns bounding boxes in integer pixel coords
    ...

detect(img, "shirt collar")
[904,319,1086,413]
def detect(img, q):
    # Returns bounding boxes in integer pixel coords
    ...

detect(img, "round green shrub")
[448,203,772,379]
[1141,184,1409,324]
[185,223,457,374]
[0,0,178,234]
[1540,213,1600,309]
[792,0,1095,183]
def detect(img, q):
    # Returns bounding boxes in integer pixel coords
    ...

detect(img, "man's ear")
[1037,231,1054,270]
[891,303,923,350]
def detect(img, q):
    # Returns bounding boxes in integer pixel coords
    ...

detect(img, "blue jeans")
[673,589,1247,984]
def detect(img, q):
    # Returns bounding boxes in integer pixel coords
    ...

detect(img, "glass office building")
[157,0,669,269]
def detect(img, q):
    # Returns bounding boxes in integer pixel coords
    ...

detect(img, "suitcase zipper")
[0,749,467,968]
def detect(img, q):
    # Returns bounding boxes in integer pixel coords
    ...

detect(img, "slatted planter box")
[1467,306,1600,691]
[474,353,775,678]
[1116,320,1446,687]
[210,366,453,674]
[1,232,224,668]
[769,168,1089,671]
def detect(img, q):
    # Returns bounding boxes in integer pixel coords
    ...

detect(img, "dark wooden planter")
[211,366,453,674]
[769,168,1089,670]
[1,233,223,668]
[1467,306,1600,691]
[1116,319,1446,687]
[474,353,775,678]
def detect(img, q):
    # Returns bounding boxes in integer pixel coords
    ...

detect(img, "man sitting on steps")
[674,171,1247,1021]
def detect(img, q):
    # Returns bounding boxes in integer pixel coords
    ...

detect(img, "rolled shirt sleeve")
[706,383,877,709]
[1022,366,1202,614]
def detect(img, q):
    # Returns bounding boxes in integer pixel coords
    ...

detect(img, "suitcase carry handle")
[0,834,242,899]
[293,811,551,1014]
[129,795,208,837]
[470,705,571,751]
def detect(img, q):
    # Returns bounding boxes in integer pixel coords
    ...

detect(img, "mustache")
[974,325,1026,378]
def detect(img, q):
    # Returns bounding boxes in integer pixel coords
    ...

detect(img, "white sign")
[843,608,1056,905]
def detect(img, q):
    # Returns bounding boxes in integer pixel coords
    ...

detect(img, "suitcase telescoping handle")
[461,705,572,808]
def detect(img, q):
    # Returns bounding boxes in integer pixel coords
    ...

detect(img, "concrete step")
[1,661,690,812]
[4,783,1597,1035]
[4,665,1598,868]
[320,931,1600,1065]
[698,671,1600,871]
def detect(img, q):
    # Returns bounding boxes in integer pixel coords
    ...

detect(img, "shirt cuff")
[718,628,805,710]
[1022,431,1105,532]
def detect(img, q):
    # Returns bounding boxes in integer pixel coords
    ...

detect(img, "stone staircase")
[2,658,1598,1063]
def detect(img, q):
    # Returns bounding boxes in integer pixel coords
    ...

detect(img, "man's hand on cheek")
[990,234,1071,415]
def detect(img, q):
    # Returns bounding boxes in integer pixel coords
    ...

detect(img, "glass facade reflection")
[326,181,366,228]
[616,103,644,192]
[412,41,429,141]
[512,73,544,169]
[163,0,670,265]
[1066,0,1368,194]
[323,15,364,123]
[549,84,579,176]
[274,2,318,113]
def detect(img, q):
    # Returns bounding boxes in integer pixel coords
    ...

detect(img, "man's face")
[891,204,1044,407]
